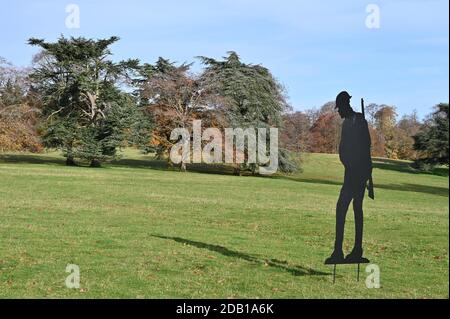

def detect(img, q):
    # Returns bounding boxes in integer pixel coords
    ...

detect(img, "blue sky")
[0,0,448,118]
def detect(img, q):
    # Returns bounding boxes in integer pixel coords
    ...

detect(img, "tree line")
[0,36,448,172]
[281,100,448,169]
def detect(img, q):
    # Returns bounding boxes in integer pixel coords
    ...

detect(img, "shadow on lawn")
[151,235,329,277]
[0,153,65,165]
[372,158,448,177]
[2,153,447,197]
[111,158,169,170]
[112,158,237,176]
[276,176,449,198]
[0,153,236,175]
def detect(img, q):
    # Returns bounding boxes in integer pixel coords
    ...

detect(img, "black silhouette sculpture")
[325,91,374,274]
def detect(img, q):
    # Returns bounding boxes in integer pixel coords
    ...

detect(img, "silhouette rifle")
[361,98,375,200]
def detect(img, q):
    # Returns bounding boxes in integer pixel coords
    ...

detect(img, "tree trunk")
[66,156,76,166]
[180,161,186,172]
[90,159,101,168]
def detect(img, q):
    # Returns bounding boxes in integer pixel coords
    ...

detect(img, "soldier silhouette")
[325,91,374,264]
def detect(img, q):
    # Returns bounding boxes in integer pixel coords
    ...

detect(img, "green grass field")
[0,150,448,298]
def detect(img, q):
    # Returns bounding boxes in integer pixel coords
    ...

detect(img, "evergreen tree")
[413,103,449,168]
[199,52,298,174]
[137,58,211,171]
[28,36,149,166]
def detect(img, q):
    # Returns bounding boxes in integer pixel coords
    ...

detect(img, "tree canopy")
[0,35,446,175]
[413,103,449,168]
[28,36,149,166]
[199,52,298,174]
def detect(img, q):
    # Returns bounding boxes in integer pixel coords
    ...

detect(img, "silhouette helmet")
[335,91,352,109]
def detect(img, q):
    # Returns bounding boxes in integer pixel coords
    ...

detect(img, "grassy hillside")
[0,150,448,298]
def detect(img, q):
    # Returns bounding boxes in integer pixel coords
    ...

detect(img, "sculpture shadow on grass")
[151,234,329,277]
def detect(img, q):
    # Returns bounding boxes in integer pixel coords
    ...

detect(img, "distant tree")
[368,125,385,157]
[28,36,149,167]
[285,100,423,161]
[280,111,311,153]
[0,57,30,106]
[138,58,212,170]
[318,101,336,115]
[309,111,342,154]
[0,104,42,152]
[304,108,321,128]
[199,52,298,174]
[0,57,42,152]
[394,110,422,160]
[365,103,381,126]
[374,105,397,158]
[413,103,449,168]
[199,52,288,126]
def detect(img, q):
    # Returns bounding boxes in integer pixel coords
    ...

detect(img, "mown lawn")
[0,150,448,298]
